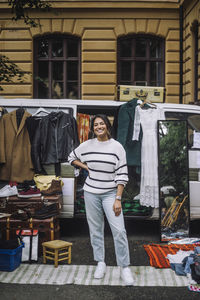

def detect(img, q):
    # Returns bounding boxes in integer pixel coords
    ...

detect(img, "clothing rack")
[0,99,76,117]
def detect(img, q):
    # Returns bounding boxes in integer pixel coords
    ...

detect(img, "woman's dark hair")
[89,114,112,139]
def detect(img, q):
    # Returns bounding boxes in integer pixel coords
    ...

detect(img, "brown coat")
[0,109,34,183]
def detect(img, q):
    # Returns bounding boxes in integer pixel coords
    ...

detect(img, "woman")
[68,114,134,286]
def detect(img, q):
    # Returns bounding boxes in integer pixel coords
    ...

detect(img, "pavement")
[1,218,200,300]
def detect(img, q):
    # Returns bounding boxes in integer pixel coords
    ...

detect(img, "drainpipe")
[179,4,183,104]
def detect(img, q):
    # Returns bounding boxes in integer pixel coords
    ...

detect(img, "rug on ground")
[0,264,190,286]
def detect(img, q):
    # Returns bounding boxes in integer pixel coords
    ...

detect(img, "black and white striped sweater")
[68,138,129,194]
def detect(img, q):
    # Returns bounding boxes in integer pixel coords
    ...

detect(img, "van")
[0,98,200,221]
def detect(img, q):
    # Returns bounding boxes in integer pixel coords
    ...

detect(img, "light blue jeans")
[84,189,130,267]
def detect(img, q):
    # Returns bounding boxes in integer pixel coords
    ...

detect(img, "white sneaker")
[0,185,18,197]
[94,262,106,279]
[121,267,135,286]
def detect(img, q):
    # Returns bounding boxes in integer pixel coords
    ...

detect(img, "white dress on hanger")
[132,105,165,208]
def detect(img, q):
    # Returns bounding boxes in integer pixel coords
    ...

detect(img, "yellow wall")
[182,0,200,103]
[0,3,182,103]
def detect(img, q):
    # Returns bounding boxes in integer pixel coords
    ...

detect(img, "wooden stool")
[42,240,72,267]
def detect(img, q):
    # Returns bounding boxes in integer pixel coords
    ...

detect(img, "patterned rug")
[143,243,199,268]
[0,264,189,286]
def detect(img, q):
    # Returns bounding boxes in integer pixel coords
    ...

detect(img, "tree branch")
[8,0,51,27]
[0,55,27,91]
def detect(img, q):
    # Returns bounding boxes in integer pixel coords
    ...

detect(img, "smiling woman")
[68,114,135,286]
[93,118,108,141]
[91,114,112,141]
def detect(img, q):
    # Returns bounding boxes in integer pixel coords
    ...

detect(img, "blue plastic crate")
[0,243,24,272]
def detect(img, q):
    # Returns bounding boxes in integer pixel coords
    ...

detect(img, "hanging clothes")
[132,105,165,208]
[117,98,142,169]
[77,113,90,143]
[16,107,25,128]
[0,109,34,183]
[26,111,80,173]
[26,115,44,174]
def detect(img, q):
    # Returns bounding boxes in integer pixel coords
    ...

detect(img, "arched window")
[117,35,165,87]
[34,34,81,99]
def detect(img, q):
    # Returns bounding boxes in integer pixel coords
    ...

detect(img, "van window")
[165,112,200,149]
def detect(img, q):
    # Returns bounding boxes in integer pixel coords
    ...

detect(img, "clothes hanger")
[135,89,157,109]
[140,99,157,109]
[16,106,25,112]
[16,106,25,117]
[32,107,50,116]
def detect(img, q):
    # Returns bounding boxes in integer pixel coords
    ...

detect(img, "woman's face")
[93,117,109,141]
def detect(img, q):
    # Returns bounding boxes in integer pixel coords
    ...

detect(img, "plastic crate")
[0,243,24,271]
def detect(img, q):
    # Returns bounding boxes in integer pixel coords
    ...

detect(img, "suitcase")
[0,194,63,215]
[0,216,60,255]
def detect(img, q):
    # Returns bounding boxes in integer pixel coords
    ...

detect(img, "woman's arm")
[113,184,124,217]
[71,159,89,172]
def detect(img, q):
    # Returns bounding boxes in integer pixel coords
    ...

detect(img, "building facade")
[0,0,199,104]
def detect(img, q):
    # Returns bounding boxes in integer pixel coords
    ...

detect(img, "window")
[117,35,165,87]
[34,34,81,99]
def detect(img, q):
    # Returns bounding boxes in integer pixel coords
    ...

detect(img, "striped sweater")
[68,138,129,194]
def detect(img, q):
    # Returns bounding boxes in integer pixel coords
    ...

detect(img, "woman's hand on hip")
[113,199,122,216]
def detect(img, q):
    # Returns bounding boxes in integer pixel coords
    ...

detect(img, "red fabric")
[143,243,200,268]
[77,113,90,143]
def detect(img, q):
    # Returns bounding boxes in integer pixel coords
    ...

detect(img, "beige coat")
[0,109,34,183]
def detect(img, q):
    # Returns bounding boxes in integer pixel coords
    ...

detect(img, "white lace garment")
[132,106,165,208]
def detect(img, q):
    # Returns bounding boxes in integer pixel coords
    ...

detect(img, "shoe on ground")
[121,267,135,286]
[0,185,18,197]
[94,262,106,279]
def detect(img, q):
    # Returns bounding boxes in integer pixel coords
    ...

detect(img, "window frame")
[117,34,165,87]
[33,34,81,99]
[191,21,199,103]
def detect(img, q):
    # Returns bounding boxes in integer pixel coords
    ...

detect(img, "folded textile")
[167,247,200,276]
[188,284,200,293]
[143,243,200,268]
[167,250,194,264]
[169,238,200,245]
